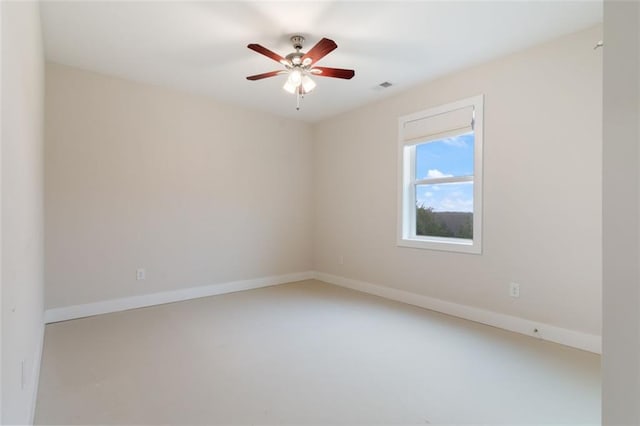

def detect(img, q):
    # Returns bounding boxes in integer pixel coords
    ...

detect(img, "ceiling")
[40,1,602,123]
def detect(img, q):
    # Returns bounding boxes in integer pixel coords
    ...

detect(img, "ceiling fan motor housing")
[290,35,305,50]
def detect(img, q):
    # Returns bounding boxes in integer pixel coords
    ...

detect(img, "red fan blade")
[310,67,355,79]
[301,38,337,65]
[247,43,288,65]
[246,70,286,81]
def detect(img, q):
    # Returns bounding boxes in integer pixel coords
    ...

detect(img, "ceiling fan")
[246,35,355,110]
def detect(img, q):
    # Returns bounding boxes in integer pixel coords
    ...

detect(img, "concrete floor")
[35,280,600,424]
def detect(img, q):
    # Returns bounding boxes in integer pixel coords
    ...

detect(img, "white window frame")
[397,94,484,254]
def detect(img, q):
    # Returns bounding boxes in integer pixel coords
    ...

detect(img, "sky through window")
[415,133,474,212]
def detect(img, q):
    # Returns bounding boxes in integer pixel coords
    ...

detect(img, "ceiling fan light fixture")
[283,68,314,94]
[301,75,316,93]
[283,79,297,94]
[287,68,302,86]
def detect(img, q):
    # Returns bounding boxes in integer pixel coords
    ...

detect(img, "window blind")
[402,105,474,145]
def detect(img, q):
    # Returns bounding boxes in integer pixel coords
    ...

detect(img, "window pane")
[415,132,474,180]
[415,182,473,239]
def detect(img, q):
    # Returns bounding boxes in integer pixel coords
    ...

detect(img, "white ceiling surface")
[40,1,602,122]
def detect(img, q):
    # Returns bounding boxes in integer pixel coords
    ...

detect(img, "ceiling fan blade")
[247,43,289,66]
[246,70,286,81]
[310,67,355,79]
[301,38,337,65]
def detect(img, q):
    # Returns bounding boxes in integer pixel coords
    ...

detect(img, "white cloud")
[426,169,453,179]
[442,137,468,148]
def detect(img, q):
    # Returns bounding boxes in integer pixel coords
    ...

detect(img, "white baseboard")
[29,321,45,425]
[314,271,602,354]
[43,270,601,354]
[44,271,315,324]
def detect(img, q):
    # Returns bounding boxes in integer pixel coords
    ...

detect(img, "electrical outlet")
[136,268,146,281]
[509,282,520,298]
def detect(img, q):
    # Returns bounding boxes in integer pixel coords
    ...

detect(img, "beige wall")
[1,1,45,424]
[312,26,603,336]
[602,1,640,423]
[45,63,313,309]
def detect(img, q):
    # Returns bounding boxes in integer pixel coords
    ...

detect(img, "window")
[397,95,483,254]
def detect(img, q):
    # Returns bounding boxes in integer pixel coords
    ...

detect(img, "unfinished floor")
[35,280,600,424]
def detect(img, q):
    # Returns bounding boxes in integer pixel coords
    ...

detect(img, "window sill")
[397,237,482,254]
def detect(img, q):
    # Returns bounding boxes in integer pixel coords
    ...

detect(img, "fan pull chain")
[296,86,303,110]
